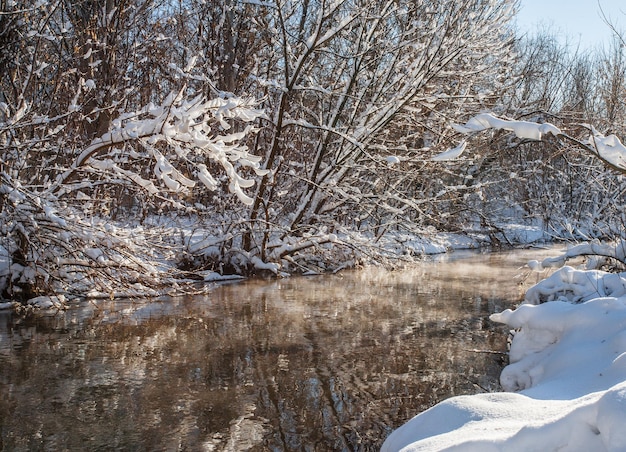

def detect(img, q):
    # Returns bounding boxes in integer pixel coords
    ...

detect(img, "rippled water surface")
[0,248,560,451]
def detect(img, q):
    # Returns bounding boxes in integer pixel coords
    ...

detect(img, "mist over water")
[0,248,560,451]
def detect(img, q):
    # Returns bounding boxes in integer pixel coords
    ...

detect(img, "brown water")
[0,248,559,451]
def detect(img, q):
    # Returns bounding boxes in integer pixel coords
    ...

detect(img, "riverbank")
[383,255,626,451]
[0,215,556,311]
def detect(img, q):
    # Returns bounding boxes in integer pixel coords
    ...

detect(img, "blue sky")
[515,0,625,50]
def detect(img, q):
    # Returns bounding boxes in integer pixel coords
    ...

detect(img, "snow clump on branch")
[452,113,562,140]
[54,90,269,205]
[434,112,626,175]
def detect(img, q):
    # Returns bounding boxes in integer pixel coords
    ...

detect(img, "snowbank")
[383,266,626,451]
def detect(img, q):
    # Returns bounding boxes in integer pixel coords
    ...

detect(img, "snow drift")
[383,261,626,451]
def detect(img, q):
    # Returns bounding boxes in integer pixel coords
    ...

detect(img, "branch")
[49,91,268,205]
[435,113,626,176]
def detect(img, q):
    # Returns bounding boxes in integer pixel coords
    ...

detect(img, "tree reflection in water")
[0,249,556,451]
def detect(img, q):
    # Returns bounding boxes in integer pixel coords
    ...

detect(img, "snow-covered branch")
[53,91,268,205]
[528,241,626,272]
[434,113,626,175]
[0,172,165,303]
[451,113,562,141]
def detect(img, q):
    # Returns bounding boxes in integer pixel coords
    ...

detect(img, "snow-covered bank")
[0,208,560,310]
[382,263,626,451]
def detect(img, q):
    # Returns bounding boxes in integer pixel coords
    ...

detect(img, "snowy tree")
[12,0,626,304]
[220,0,519,261]
[423,29,626,245]
[0,84,267,301]
[0,1,273,302]
[435,111,626,265]
[52,89,268,204]
[0,0,523,297]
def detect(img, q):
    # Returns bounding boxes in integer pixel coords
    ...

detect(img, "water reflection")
[0,248,559,451]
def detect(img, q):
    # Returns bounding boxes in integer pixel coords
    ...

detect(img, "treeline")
[0,0,625,301]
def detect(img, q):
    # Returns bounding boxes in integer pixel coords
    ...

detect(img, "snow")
[452,113,562,140]
[383,257,626,451]
[451,113,626,175]
[250,255,280,274]
[200,271,245,283]
[432,141,467,161]
[590,129,626,170]
[26,295,66,309]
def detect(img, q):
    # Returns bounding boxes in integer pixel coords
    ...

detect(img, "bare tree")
[598,38,626,129]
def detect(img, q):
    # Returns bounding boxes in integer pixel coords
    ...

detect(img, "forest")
[1,0,626,306]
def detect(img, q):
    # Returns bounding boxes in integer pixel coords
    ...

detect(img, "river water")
[0,247,559,451]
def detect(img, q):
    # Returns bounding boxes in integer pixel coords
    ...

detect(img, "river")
[0,247,560,451]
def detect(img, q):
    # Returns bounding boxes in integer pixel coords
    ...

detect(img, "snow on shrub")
[54,89,269,205]
[0,88,271,304]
